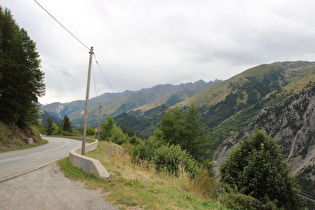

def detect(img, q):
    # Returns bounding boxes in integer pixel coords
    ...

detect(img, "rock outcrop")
[214,84,315,176]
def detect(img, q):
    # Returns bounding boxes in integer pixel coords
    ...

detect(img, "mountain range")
[41,60,315,197]
[41,79,219,127]
[41,60,315,195]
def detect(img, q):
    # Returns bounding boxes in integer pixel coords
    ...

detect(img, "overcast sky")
[2,0,315,104]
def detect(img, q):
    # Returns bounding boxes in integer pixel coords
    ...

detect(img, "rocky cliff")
[214,83,315,176]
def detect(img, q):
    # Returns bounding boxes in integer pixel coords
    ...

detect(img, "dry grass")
[59,141,225,209]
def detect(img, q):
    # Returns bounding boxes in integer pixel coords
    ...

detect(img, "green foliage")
[62,115,72,132]
[152,144,203,177]
[0,7,45,127]
[130,136,162,162]
[114,112,159,138]
[100,116,115,140]
[110,126,129,145]
[99,116,129,145]
[51,123,60,135]
[86,126,96,136]
[40,110,60,126]
[155,104,210,162]
[220,129,303,209]
[218,186,264,210]
[155,106,184,146]
[46,117,53,135]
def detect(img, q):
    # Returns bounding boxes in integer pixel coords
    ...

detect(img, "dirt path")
[0,163,116,210]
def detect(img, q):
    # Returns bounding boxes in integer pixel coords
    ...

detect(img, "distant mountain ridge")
[41,80,217,127]
[40,90,133,119]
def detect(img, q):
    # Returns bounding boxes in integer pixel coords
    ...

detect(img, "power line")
[34,0,90,51]
[92,64,100,105]
[93,54,127,113]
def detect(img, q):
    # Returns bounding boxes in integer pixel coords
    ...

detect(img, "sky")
[1,0,315,104]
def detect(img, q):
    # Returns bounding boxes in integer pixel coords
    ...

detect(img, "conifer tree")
[0,7,45,126]
[155,104,210,162]
[62,115,72,132]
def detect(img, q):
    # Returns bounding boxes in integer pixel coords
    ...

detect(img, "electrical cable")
[93,54,127,113]
[34,0,90,51]
[34,0,126,113]
[92,64,100,106]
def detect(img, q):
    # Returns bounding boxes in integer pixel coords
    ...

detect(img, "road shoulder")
[0,163,116,210]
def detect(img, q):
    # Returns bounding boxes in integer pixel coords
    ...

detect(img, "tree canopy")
[155,104,210,162]
[220,129,303,209]
[62,115,72,132]
[0,7,45,126]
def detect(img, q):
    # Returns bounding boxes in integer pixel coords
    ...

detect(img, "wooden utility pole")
[98,104,101,140]
[81,46,94,155]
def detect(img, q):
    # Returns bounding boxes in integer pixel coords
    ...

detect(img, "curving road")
[0,136,82,182]
[0,137,116,209]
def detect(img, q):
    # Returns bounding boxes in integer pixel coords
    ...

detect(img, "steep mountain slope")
[213,83,315,169]
[128,80,220,116]
[110,61,315,139]
[176,61,315,149]
[213,84,315,196]
[180,61,315,107]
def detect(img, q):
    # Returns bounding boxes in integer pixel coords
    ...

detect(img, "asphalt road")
[0,137,116,209]
[0,136,82,182]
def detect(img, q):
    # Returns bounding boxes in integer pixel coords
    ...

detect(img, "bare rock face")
[214,85,315,176]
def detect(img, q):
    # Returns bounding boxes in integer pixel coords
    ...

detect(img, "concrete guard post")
[69,139,110,179]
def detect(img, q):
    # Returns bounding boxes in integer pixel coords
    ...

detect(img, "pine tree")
[62,115,72,132]
[46,117,53,135]
[0,7,45,126]
[155,104,210,162]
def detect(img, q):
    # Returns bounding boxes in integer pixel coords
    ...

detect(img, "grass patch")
[58,141,226,209]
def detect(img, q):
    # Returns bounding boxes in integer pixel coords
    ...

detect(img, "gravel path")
[0,163,116,210]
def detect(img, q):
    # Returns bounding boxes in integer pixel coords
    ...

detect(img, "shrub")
[110,126,129,145]
[130,137,163,162]
[220,129,303,209]
[218,187,263,210]
[152,144,202,177]
[86,126,96,136]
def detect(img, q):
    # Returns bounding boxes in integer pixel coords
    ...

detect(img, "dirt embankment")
[0,122,45,151]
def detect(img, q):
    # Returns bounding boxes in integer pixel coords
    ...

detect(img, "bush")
[130,137,162,162]
[218,187,263,210]
[220,129,303,209]
[86,126,96,136]
[152,144,202,177]
[110,126,129,145]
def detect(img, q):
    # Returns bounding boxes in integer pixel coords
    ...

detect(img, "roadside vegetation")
[0,7,46,151]
[59,141,224,209]
[1,6,308,209]
[59,104,304,209]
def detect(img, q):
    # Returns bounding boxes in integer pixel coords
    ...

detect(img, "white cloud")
[2,0,315,104]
